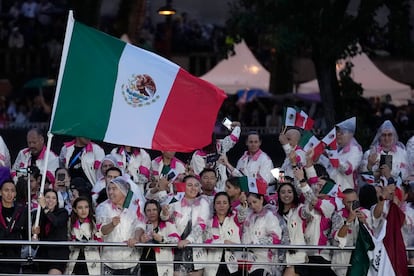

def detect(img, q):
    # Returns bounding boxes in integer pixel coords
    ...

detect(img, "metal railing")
[0,240,412,275]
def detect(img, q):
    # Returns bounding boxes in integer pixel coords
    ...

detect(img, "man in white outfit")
[232,132,274,188]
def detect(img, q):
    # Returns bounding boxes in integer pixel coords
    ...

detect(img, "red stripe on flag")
[383,202,408,276]
[152,68,226,152]
[295,112,305,128]
[304,117,314,130]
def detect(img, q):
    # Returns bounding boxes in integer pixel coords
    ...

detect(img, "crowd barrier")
[0,240,412,275]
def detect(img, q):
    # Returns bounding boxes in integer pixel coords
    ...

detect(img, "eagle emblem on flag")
[122,74,160,107]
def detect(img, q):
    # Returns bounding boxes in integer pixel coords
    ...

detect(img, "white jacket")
[147,220,180,276]
[66,219,102,275]
[190,126,241,191]
[204,213,242,276]
[151,156,186,177]
[111,147,151,194]
[12,145,59,183]
[161,196,210,270]
[95,198,145,270]
[59,140,105,185]
[360,145,408,180]
[241,207,282,274]
[235,149,274,184]
[281,144,306,179]
[283,204,309,264]
[0,136,10,168]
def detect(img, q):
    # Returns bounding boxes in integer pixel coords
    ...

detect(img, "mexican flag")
[347,224,375,276]
[322,128,339,168]
[295,110,314,130]
[298,130,325,159]
[284,107,297,127]
[237,176,267,195]
[49,11,226,152]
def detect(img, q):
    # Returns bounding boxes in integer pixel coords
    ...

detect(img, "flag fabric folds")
[50,11,226,152]
[298,130,325,160]
[322,128,339,168]
[347,224,375,276]
[283,107,314,130]
[295,110,314,130]
[383,202,408,276]
[237,176,267,195]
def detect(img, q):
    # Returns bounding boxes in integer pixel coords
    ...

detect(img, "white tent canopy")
[297,52,412,106]
[200,40,270,94]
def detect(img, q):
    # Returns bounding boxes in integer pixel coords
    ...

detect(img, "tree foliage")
[226,0,387,128]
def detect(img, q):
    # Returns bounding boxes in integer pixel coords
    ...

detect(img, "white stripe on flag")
[104,44,180,147]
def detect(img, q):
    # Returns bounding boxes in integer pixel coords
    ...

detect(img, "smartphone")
[379,154,392,168]
[57,173,66,181]
[166,170,178,181]
[352,200,360,210]
[270,168,280,179]
[206,153,220,163]
[222,117,233,130]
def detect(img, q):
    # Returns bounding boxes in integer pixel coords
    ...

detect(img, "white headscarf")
[370,120,405,150]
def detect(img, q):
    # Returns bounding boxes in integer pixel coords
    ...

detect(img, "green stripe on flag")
[298,130,313,148]
[51,21,126,140]
[320,179,335,195]
[238,176,249,192]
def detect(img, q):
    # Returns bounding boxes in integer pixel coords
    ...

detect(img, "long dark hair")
[213,191,232,216]
[277,182,300,216]
[358,184,378,210]
[44,189,59,211]
[70,196,95,234]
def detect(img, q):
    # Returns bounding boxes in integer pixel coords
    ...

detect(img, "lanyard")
[69,148,83,167]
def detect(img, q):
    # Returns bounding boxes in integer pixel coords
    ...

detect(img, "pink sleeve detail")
[152,170,159,176]
[117,161,123,167]
[271,233,281,244]
[139,166,150,179]
[168,233,181,240]
[94,161,101,170]
[344,161,353,175]
[11,171,16,177]
[314,199,323,213]
[46,171,55,184]
[199,223,206,231]
[308,176,318,185]
[230,134,239,142]
[94,236,103,242]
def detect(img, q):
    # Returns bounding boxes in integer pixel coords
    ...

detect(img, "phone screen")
[57,173,66,181]
[222,117,232,130]
[270,168,280,179]
[167,171,177,181]
[379,155,392,168]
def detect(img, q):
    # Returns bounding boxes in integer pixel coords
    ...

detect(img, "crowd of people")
[0,113,411,275]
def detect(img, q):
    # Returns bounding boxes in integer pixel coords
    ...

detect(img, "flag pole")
[33,132,54,234]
